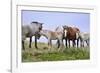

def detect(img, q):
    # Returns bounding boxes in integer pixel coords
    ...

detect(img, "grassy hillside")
[22,42,90,62]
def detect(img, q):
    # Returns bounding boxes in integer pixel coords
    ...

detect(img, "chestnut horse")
[63,25,80,48]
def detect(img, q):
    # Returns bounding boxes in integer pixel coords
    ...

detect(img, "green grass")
[22,42,90,62]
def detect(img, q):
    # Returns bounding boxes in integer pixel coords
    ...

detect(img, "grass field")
[22,42,90,62]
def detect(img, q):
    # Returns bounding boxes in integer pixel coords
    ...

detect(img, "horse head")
[31,21,43,32]
[31,21,43,39]
[63,25,68,37]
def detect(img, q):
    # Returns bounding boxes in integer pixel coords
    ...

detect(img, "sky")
[22,10,90,43]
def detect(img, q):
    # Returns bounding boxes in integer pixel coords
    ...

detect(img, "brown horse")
[63,25,80,48]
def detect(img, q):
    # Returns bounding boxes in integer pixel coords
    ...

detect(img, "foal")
[40,29,63,51]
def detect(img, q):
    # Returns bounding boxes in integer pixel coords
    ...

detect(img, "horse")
[79,32,90,47]
[22,21,43,50]
[63,25,80,48]
[55,26,64,48]
[40,29,63,51]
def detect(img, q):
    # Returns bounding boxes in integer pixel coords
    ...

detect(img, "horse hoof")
[35,47,39,49]
[29,46,31,48]
[43,47,48,49]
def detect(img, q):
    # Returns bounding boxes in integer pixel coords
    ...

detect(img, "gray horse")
[22,21,43,50]
[79,32,90,47]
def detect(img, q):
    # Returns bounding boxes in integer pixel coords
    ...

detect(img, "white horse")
[79,32,90,47]
[40,29,63,51]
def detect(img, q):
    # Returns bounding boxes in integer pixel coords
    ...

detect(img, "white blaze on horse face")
[64,30,67,37]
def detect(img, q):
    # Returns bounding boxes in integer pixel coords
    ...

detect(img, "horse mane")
[67,27,73,32]
[74,27,80,31]
[55,26,59,31]
[31,21,38,24]
[73,27,80,33]
[55,26,63,33]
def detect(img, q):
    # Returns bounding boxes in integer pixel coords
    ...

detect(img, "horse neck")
[67,28,72,33]
[41,30,49,38]
[67,27,76,36]
[22,25,31,35]
[74,28,80,33]
[29,24,39,33]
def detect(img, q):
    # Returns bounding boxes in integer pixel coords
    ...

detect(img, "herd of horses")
[22,21,90,51]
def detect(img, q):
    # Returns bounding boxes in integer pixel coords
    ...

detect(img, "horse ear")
[31,21,38,24]
[63,25,66,28]
[40,23,43,25]
[63,25,67,29]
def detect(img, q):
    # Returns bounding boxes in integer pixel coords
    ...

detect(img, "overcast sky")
[22,10,90,43]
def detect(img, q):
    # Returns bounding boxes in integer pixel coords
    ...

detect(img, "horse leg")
[83,41,84,47]
[80,39,83,47]
[65,39,67,48]
[35,36,38,49]
[85,40,87,46]
[58,39,63,51]
[68,40,70,48]
[48,39,51,50]
[50,40,52,48]
[74,40,76,47]
[29,36,32,48]
[73,40,75,47]
[87,40,89,47]
[75,40,76,47]
[77,39,79,48]
[85,40,88,47]
[86,40,89,47]
[62,39,64,47]
[22,40,25,50]
[57,40,60,48]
